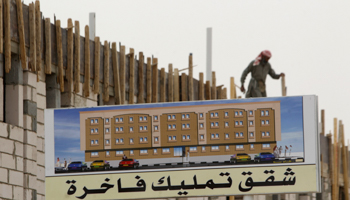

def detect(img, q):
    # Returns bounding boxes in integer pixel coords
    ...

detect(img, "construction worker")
[240,50,285,98]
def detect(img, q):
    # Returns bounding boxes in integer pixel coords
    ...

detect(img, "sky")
[54,96,304,163]
[25,0,350,141]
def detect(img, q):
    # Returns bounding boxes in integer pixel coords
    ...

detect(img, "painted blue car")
[67,161,88,172]
[254,152,275,163]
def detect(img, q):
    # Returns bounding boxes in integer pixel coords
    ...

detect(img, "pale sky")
[26,0,350,141]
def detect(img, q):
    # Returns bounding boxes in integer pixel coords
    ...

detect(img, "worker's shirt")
[240,60,280,85]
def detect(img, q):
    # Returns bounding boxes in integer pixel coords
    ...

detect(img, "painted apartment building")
[80,101,281,162]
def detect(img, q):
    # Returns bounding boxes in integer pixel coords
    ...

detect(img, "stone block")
[46,89,60,108]
[24,100,37,117]
[74,94,87,107]
[15,142,23,157]
[37,94,47,109]
[1,153,16,169]
[24,159,37,175]
[0,167,8,183]
[28,174,37,190]
[32,116,37,132]
[37,109,44,124]
[86,99,98,107]
[13,186,24,200]
[23,85,32,101]
[16,156,23,171]
[61,92,74,107]
[36,137,44,152]
[5,56,23,85]
[23,188,33,200]
[0,78,3,122]
[23,144,37,160]
[37,151,45,166]
[37,123,45,138]
[37,179,45,195]
[0,183,13,199]
[23,114,32,130]
[23,71,37,87]
[9,125,24,142]
[37,81,46,96]
[5,85,24,127]
[9,170,23,186]
[24,130,37,146]
[32,88,37,102]
[0,138,14,154]
[37,194,45,200]
[0,122,8,138]
[37,165,45,181]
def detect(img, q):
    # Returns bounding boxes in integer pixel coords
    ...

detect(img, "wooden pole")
[327,132,333,196]
[205,80,211,100]
[332,118,338,200]
[146,57,152,103]
[103,41,109,102]
[181,73,187,101]
[74,21,80,93]
[35,1,41,73]
[120,46,125,104]
[16,0,26,70]
[93,37,100,94]
[56,20,64,92]
[137,52,144,103]
[129,48,135,104]
[29,3,36,72]
[174,68,179,102]
[211,71,216,99]
[44,18,51,74]
[83,25,90,97]
[0,0,3,54]
[160,68,165,102]
[188,53,193,101]
[168,64,173,102]
[112,42,121,104]
[341,123,349,200]
[199,72,204,100]
[4,0,10,73]
[152,58,158,103]
[230,77,237,99]
[281,75,286,96]
[223,88,227,99]
[217,86,222,99]
[67,19,74,99]
[320,110,325,136]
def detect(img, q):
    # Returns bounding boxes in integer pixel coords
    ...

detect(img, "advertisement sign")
[45,95,320,199]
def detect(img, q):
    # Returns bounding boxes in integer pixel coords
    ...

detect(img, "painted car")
[230,153,251,164]
[90,160,110,170]
[67,161,87,171]
[119,159,140,169]
[254,152,275,163]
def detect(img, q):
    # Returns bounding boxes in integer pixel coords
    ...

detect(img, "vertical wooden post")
[188,53,193,101]
[230,77,236,99]
[4,0,10,73]
[112,42,121,104]
[56,20,64,92]
[160,68,165,102]
[45,18,51,74]
[211,71,216,99]
[103,41,109,102]
[205,80,211,100]
[152,58,158,103]
[93,37,100,94]
[120,46,125,104]
[35,1,41,73]
[67,19,74,98]
[174,68,179,102]
[84,25,90,97]
[341,123,349,200]
[129,48,135,104]
[16,0,26,69]
[223,88,227,99]
[29,3,36,72]
[332,118,338,200]
[181,73,187,101]
[0,0,3,54]
[146,57,152,103]
[199,72,204,100]
[327,132,333,196]
[217,86,222,99]
[168,64,173,102]
[74,21,80,93]
[281,76,286,96]
[321,110,325,136]
[137,52,144,103]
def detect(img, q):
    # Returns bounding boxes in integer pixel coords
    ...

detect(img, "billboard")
[45,95,320,199]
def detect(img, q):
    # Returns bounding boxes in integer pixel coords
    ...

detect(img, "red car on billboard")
[119,159,139,169]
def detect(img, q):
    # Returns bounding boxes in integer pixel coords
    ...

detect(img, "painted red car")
[119,159,139,169]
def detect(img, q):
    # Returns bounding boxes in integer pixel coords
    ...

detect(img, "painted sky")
[53,96,305,163]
